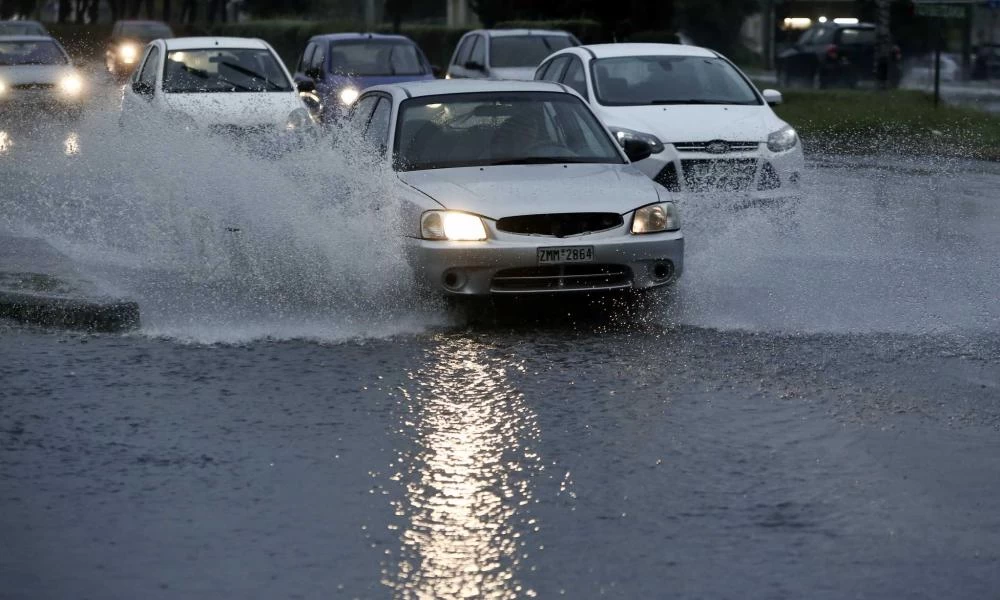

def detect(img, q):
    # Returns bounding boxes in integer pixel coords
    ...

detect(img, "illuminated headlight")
[0,80,7,96]
[609,126,664,154]
[632,202,680,234]
[119,43,139,63]
[285,107,314,131]
[421,211,487,241]
[339,87,360,105]
[59,74,84,96]
[767,125,798,153]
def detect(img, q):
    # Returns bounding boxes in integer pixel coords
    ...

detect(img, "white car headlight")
[119,43,139,63]
[608,126,664,154]
[767,125,798,153]
[339,87,360,105]
[285,107,314,131]
[421,211,487,241]
[59,74,84,96]
[632,202,680,234]
[0,80,7,96]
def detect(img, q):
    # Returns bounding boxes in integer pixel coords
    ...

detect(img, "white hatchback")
[535,43,804,202]
[120,37,314,139]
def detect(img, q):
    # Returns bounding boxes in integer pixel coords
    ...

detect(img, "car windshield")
[489,35,575,68]
[0,22,46,35]
[329,40,426,76]
[163,48,292,93]
[0,40,67,66]
[394,92,624,171]
[591,55,760,106]
[119,22,173,40]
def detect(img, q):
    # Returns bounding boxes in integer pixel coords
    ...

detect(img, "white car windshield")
[163,48,292,93]
[0,40,67,66]
[592,56,761,106]
[489,35,575,68]
[394,92,624,171]
[329,40,426,76]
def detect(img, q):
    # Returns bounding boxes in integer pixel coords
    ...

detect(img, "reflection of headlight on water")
[339,87,359,105]
[64,132,80,156]
[119,43,139,63]
[0,131,12,155]
[59,74,84,96]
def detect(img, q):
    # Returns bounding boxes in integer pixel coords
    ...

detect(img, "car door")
[122,44,159,119]
[447,34,475,79]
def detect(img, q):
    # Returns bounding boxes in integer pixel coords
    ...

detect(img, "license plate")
[537,246,595,264]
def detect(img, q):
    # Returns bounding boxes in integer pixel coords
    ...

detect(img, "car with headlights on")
[535,43,804,204]
[293,33,436,123]
[105,20,173,80]
[348,79,683,297]
[0,35,86,119]
[119,37,315,151]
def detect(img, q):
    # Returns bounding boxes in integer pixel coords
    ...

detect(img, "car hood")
[163,92,303,127]
[596,104,786,143]
[398,163,659,219]
[0,65,75,85]
[324,73,435,92]
[489,66,538,81]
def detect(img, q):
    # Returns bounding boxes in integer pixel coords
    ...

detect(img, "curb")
[0,290,140,333]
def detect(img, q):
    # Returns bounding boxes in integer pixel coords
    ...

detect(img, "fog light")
[442,269,466,291]
[652,261,674,281]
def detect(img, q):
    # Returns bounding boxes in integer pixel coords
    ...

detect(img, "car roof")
[0,34,57,42]
[163,37,271,50]
[367,78,571,99]
[0,19,43,24]
[309,32,415,43]
[575,43,718,59]
[115,19,170,25]
[468,29,574,38]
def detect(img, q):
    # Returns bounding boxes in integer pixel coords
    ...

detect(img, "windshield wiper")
[650,99,753,105]
[218,61,284,90]
[487,157,594,166]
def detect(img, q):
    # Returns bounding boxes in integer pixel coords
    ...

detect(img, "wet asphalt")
[2,75,1000,599]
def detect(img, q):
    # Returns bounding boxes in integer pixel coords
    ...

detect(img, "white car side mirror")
[762,89,783,106]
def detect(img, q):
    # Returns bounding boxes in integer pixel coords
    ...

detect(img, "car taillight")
[826,44,839,60]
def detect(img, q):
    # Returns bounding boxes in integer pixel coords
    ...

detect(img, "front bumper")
[634,144,804,201]
[406,230,684,296]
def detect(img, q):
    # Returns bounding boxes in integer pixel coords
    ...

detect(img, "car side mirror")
[132,80,153,97]
[623,138,653,163]
[296,78,316,93]
[464,60,485,71]
[762,89,783,105]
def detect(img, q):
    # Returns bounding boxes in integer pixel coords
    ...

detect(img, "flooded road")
[2,99,1000,598]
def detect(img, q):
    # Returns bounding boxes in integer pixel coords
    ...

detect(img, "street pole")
[934,18,942,107]
[875,0,892,89]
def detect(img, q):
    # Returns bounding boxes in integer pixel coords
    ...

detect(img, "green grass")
[766,89,1000,161]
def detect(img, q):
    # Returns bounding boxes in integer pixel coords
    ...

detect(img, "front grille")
[673,141,759,153]
[12,83,55,90]
[654,163,680,191]
[209,124,276,139]
[491,264,632,293]
[496,213,623,237]
[681,159,758,192]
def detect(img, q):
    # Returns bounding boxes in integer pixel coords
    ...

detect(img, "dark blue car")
[293,33,436,123]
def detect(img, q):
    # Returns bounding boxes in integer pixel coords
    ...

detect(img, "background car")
[105,20,173,80]
[445,29,579,81]
[777,22,901,88]
[120,37,313,146]
[535,43,803,202]
[293,32,435,122]
[905,53,960,85]
[972,44,1000,80]
[0,20,48,36]
[0,35,86,119]
[346,79,682,297]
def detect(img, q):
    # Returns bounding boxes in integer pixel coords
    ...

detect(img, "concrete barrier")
[0,236,140,332]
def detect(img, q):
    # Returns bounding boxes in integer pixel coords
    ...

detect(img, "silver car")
[348,80,683,296]
[0,35,86,118]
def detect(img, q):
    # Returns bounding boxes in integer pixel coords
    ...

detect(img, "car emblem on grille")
[706,140,730,154]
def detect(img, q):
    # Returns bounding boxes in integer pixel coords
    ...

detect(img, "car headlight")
[767,125,798,153]
[119,43,139,63]
[339,87,360,105]
[609,127,664,154]
[285,107,314,131]
[632,202,680,234]
[421,211,487,241]
[59,74,83,96]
